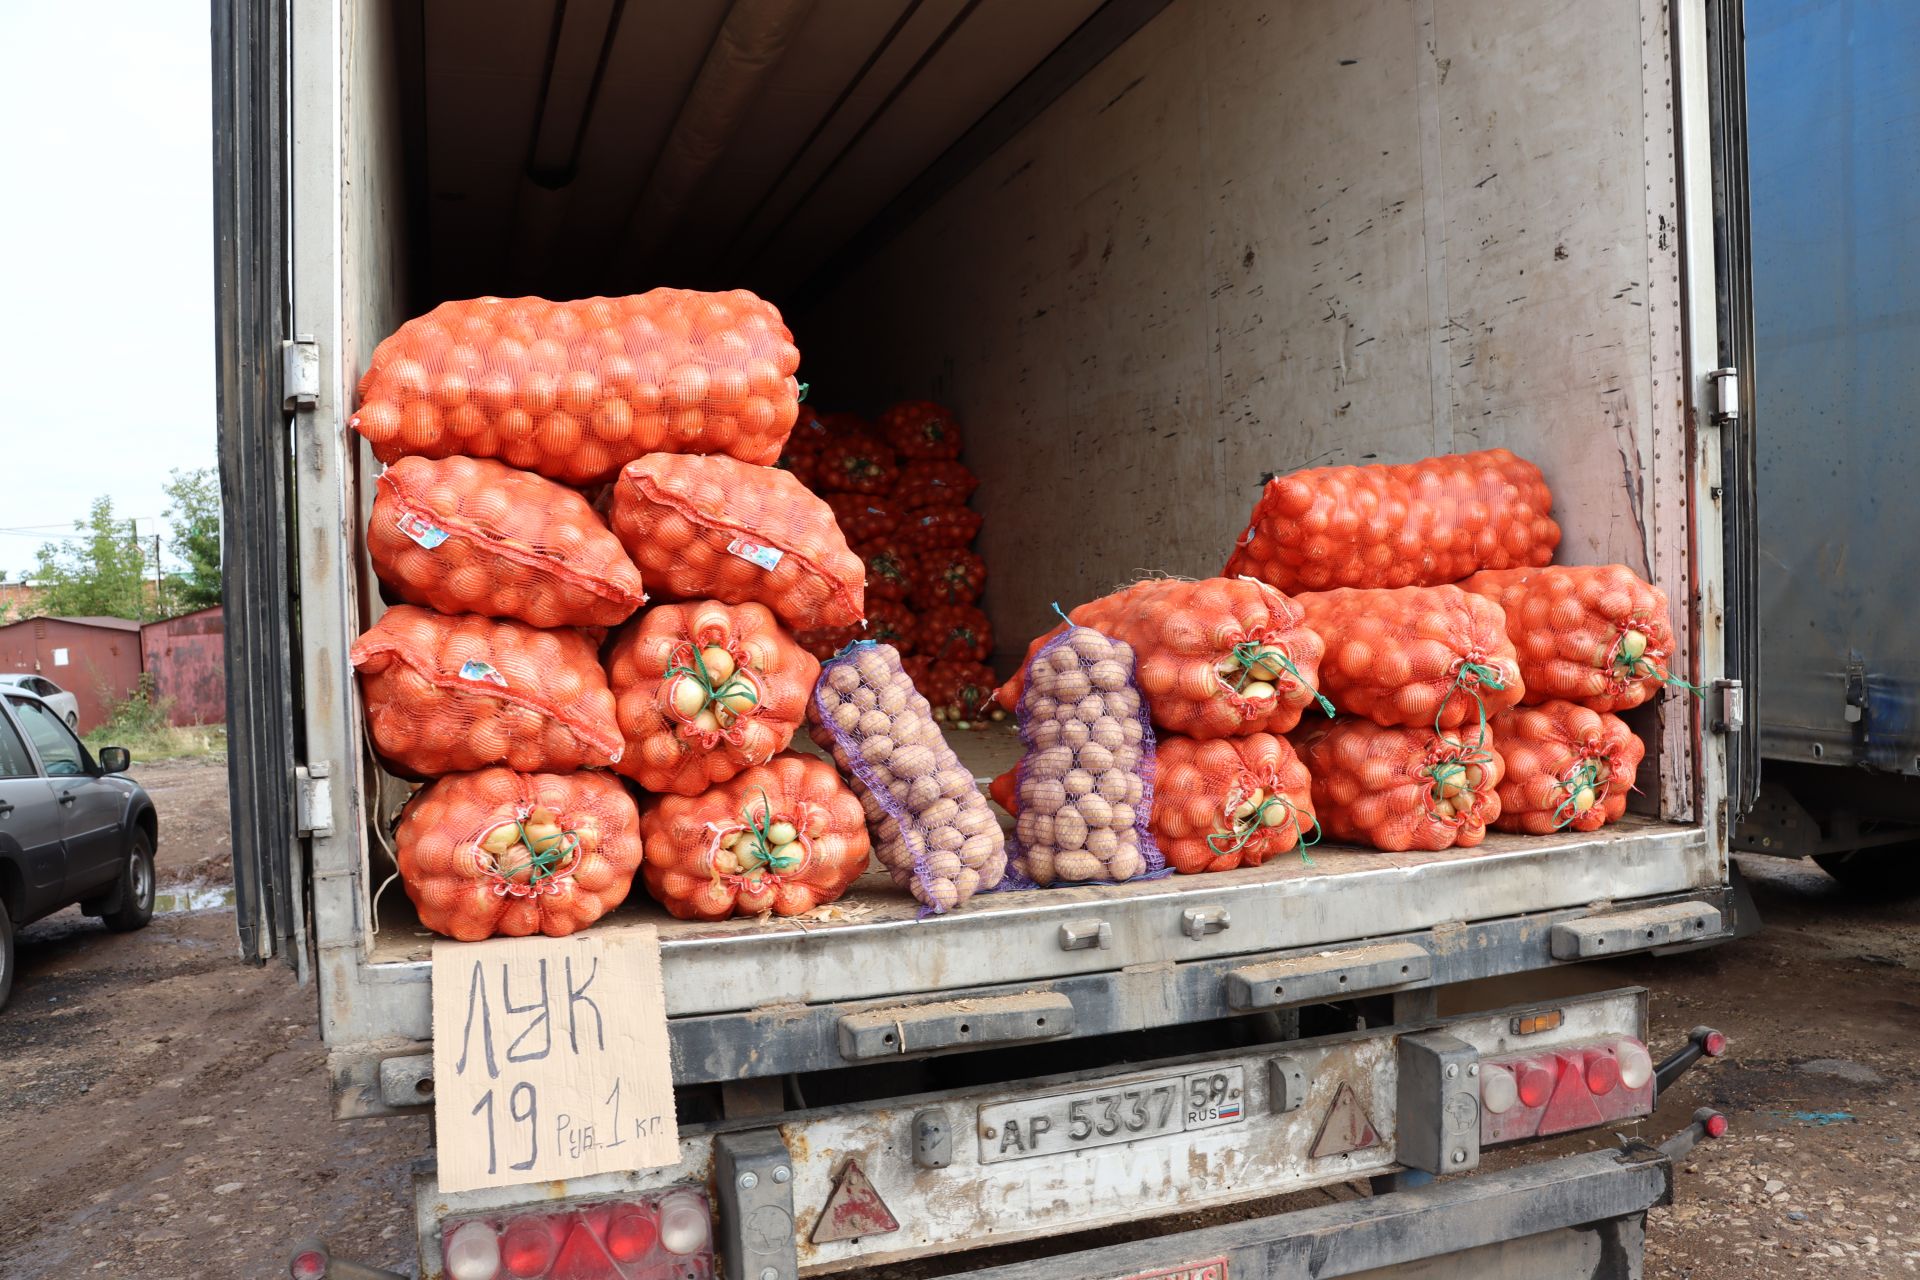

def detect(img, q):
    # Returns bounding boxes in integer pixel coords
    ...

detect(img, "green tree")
[163,468,222,610]
[33,497,154,620]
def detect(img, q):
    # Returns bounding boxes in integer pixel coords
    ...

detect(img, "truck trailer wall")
[803,0,1696,708]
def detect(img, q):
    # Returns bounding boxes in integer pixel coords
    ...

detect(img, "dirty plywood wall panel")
[803,0,1678,679]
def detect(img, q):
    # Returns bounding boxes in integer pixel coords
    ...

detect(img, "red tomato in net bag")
[1294,585,1524,733]
[605,600,821,797]
[607,453,865,631]
[368,455,645,629]
[637,753,870,921]
[911,547,986,608]
[825,493,899,544]
[896,460,979,511]
[898,505,982,552]
[1459,564,1681,712]
[925,661,998,722]
[350,291,802,484]
[1291,718,1505,852]
[396,768,643,941]
[1489,701,1644,834]
[918,604,992,665]
[879,400,964,460]
[1226,448,1560,592]
[795,624,861,662]
[996,577,1331,739]
[1152,733,1317,874]
[863,599,919,655]
[858,539,914,603]
[350,605,622,777]
[816,435,899,495]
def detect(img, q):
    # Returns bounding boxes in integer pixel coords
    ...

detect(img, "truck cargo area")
[294,0,1736,1109]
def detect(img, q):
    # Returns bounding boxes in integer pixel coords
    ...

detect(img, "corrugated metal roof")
[0,615,146,633]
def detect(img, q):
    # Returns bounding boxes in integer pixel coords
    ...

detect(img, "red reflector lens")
[1516,1060,1555,1108]
[1705,1112,1728,1138]
[1703,1030,1727,1057]
[606,1208,659,1262]
[1584,1050,1621,1095]
[290,1251,328,1280]
[501,1217,559,1277]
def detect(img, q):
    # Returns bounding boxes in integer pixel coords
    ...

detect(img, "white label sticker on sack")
[726,538,785,570]
[397,509,450,549]
[459,660,508,687]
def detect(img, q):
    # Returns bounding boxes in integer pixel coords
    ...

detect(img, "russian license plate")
[976,1065,1246,1164]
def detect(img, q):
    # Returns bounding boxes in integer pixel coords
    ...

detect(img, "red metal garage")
[140,606,228,728]
[0,615,144,733]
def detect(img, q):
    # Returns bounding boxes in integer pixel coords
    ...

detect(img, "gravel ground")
[0,755,1914,1277]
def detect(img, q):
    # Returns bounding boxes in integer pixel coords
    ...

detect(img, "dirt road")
[1,755,1914,1277]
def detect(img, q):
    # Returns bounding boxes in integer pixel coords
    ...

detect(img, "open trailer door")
[213,0,309,972]
[1705,0,1761,819]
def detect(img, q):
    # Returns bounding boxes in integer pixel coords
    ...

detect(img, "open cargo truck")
[213,0,1756,1276]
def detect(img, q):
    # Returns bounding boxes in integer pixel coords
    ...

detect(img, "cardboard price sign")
[431,925,679,1193]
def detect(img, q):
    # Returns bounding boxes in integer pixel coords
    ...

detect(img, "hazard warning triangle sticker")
[810,1158,900,1244]
[1309,1081,1380,1159]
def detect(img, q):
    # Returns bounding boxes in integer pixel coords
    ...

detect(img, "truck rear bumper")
[956,1145,1673,1280]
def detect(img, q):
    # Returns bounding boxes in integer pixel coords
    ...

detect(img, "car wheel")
[1813,846,1920,900]
[0,898,14,1010]
[102,829,157,933]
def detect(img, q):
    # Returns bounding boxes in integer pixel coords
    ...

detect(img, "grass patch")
[83,676,227,763]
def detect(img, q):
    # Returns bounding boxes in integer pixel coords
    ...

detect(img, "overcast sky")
[0,2,215,580]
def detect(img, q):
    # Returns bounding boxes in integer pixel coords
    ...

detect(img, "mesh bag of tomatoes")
[1225,448,1560,592]
[863,599,919,655]
[1489,701,1644,834]
[1152,733,1318,874]
[879,400,963,460]
[925,661,1000,724]
[918,604,992,665]
[809,642,1006,913]
[782,408,874,486]
[997,577,1332,739]
[395,768,643,940]
[1007,626,1165,886]
[815,434,898,495]
[608,453,865,631]
[1295,585,1524,735]
[898,505,983,553]
[859,540,914,603]
[368,456,646,629]
[896,461,979,511]
[349,290,802,486]
[825,494,899,546]
[350,606,622,777]
[912,547,985,607]
[794,624,861,662]
[637,753,870,920]
[1460,565,1684,712]
[606,601,820,797]
[1292,719,1505,852]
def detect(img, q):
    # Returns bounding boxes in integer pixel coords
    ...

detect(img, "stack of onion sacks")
[1291,719,1504,853]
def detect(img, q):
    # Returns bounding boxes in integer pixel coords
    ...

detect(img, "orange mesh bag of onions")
[1292,719,1505,852]
[995,577,1333,739]
[1004,624,1166,887]
[605,600,820,797]
[637,752,869,921]
[1152,733,1318,874]
[1459,564,1688,712]
[350,605,622,777]
[395,768,643,941]
[1488,701,1645,834]
[809,642,1006,914]
[607,453,865,631]
[1295,585,1524,732]
[348,290,801,485]
[1225,448,1560,592]
[367,455,645,629]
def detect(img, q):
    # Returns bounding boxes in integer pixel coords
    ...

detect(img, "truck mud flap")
[957,1146,1672,1280]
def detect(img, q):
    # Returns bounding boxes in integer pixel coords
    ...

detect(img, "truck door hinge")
[1711,679,1745,735]
[296,761,334,837]
[282,336,320,410]
[1707,367,1740,424]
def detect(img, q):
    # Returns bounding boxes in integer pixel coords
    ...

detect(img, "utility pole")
[154,532,163,617]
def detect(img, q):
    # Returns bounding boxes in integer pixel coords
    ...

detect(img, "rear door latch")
[1711,679,1744,734]
[282,336,319,410]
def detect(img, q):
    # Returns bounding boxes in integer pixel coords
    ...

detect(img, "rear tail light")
[1701,1028,1728,1057]
[1704,1110,1728,1138]
[440,1188,716,1280]
[288,1245,328,1280]
[1480,1036,1655,1146]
